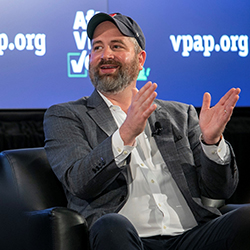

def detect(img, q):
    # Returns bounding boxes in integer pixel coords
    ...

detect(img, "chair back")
[0,147,67,211]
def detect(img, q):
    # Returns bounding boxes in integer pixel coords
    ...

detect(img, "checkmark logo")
[67,51,88,78]
[137,67,151,81]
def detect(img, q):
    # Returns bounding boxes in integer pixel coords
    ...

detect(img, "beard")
[89,55,140,94]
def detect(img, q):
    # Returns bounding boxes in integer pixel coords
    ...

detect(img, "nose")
[101,46,114,60]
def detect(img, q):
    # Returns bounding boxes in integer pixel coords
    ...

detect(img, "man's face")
[89,21,142,94]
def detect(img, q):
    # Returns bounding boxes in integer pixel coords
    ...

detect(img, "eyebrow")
[92,40,102,47]
[110,39,127,46]
[92,39,127,47]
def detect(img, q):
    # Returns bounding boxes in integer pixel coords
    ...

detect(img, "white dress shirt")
[99,92,230,237]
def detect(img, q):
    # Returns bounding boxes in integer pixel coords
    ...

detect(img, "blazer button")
[101,157,106,165]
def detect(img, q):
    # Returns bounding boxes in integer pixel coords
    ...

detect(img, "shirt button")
[158,203,161,207]
[163,226,167,229]
[117,148,122,153]
[151,179,155,184]
[123,150,128,155]
[140,163,144,167]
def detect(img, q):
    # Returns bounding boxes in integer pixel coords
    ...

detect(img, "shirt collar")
[97,90,123,111]
[97,90,114,108]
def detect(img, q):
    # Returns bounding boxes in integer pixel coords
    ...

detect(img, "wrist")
[201,134,222,146]
[119,126,136,146]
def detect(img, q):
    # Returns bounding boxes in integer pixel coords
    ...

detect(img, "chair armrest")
[219,203,250,215]
[26,207,89,250]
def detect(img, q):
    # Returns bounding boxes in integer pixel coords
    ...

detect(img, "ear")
[138,50,146,71]
[89,52,92,61]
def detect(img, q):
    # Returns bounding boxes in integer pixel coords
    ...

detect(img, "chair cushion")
[0,147,67,210]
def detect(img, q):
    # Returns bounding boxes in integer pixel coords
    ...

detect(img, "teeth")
[102,66,115,69]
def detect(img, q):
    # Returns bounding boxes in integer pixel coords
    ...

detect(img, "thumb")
[201,92,211,112]
[131,88,138,101]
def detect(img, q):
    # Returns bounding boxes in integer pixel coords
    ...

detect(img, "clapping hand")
[120,82,157,146]
[199,88,241,145]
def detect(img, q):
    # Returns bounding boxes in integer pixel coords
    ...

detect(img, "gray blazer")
[44,90,238,228]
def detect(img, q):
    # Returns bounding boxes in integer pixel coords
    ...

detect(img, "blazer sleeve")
[44,103,127,200]
[187,105,238,199]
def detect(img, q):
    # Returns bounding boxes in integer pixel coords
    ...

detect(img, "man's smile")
[100,64,119,74]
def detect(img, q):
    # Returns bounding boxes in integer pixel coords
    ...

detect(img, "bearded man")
[44,12,250,250]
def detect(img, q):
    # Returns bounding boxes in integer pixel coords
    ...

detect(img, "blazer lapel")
[149,104,192,199]
[149,106,221,221]
[86,90,118,136]
[87,93,191,198]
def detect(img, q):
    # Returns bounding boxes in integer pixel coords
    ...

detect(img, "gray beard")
[89,57,139,94]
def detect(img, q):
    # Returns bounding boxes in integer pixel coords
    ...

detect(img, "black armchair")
[0,147,89,250]
[0,147,246,250]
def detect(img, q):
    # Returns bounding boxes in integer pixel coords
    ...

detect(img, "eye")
[113,44,124,50]
[93,45,102,51]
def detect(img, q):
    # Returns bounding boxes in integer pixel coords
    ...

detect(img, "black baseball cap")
[87,12,146,50]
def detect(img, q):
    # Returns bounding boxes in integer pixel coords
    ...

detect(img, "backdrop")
[1,0,249,108]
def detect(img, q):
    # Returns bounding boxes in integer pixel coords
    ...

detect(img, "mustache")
[98,59,122,67]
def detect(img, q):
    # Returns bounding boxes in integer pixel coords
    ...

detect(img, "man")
[44,12,250,249]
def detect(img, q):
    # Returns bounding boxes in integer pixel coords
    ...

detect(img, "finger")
[201,92,211,112]
[142,91,158,118]
[222,88,240,121]
[129,84,157,119]
[224,88,241,108]
[143,103,157,118]
[133,81,152,102]
[141,85,158,105]
[143,91,157,109]
[139,82,157,99]
[219,88,235,106]
[141,83,157,102]
[219,88,240,106]
[221,92,240,119]
[137,91,157,120]
[131,88,138,101]
[134,82,157,106]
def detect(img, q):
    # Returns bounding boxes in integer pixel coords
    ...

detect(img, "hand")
[120,81,157,145]
[199,88,241,144]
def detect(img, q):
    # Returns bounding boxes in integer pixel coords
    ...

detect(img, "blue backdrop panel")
[0,0,249,108]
